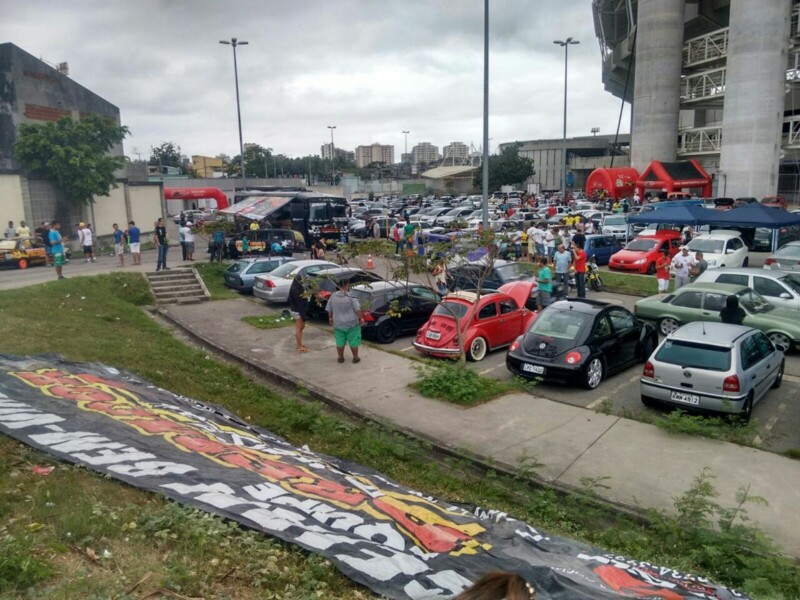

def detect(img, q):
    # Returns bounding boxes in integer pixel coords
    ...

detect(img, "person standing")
[372,219,380,240]
[154,218,169,271]
[544,226,555,259]
[655,248,671,293]
[288,275,310,353]
[403,220,415,253]
[571,226,586,254]
[179,222,187,261]
[672,246,695,289]
[526,223,537,259]
[326,279,365,364]
[4,221,14,239]
[16,220,31,239]
[432,258,448,295]
[112,223,126,267]
[535,256,552,311]
[127,221,141,265]
[390,222,402,256]
[210,228,225,262]
[78,222,96,262]
[553,243,572,290]
[180,221,195,261]
[690,251,707,282]
[720,295,746,325]
[572,243,587,299]
[48,221,66,280]
[35,221,52,266]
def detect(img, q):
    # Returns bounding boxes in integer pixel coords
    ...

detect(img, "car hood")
[747,307,800,333]
[611,249,652,261]
[498,281,536,308]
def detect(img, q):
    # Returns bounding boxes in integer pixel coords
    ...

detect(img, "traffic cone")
[366,254,374,270]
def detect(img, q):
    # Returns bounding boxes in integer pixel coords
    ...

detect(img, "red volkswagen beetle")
[608,230,681,275]
[414,282,538,361]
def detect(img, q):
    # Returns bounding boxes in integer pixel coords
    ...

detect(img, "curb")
[155,306,652,527]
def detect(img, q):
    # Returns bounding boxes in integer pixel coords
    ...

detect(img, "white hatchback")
[687,230,749,269]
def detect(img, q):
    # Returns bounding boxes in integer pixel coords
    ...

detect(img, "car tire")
[772,359,785,389]
[659,317,680,336]
[583,357,604,390]
[740,391,754,424]
[646,262,656,276]
[18,258,28,269]
[591,276,603,292]
[375,320,399,344]
[768,332,792,351]
[467,336,488,362]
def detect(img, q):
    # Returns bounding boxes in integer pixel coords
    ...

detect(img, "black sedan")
[350,281,441,343]
[305,267,385,318]
[506,300,657,389]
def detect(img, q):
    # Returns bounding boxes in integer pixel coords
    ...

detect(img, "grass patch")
[411,362,519,406]
[242,313,293,329]
[600,270,660,296]
[653,409,759,446]
[782,448,800,460]
[0,273,798,598]
[193,261,240,300]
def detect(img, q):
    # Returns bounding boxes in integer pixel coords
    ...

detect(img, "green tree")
[474,142,534,192]
[149,141,183,171]
[14,114,129,206]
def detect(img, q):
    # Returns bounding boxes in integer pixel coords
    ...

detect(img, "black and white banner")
[0,355,747,599]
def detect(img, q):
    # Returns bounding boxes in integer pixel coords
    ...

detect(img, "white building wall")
[90,186,128,237]
[129,185,163,233]
[0,174,26,227]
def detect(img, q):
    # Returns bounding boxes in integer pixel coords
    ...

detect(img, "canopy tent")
[218,195,292,221]
[585,166,639,200]
[626,205,715,225]
[635,160,712,199]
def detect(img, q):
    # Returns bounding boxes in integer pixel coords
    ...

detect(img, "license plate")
[256,281,264,289]
[522,363,545,375]
[670,391,700,405]
[426,330,441,340]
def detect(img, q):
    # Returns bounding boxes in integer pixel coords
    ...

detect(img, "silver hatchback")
[640,322,784,422]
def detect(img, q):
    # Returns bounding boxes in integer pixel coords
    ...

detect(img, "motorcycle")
[587,257,604,292]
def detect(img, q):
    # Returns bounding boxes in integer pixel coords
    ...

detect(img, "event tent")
[626,205,715,225]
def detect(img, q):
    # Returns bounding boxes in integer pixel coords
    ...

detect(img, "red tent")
[585,167,639,200]
[635,160,712,199]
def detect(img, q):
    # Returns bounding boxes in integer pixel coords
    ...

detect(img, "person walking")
[720,295,746,325]
[154,218,169,271]
[672,246,695,289]
[112,223,125,267]
[48,221,66,280]
[179,222,187,261]
[535,256,552,311]
[127,221,141,265]
[4,221,14,239]
[391,222,402,256]
[210,228,225,262]
[572,243,587,299]
[544,226,555,259]
[326,279,365,364]
[655,248,671,293]
[180,221,195,261]
[288,275,310,353]
[553,243,571,290]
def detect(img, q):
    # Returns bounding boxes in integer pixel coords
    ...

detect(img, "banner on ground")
[0,355,747,600]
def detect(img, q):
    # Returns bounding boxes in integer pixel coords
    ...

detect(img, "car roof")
[696,267,798,280]
[312,267,365,276]
[238,256,294,264]
[677,282,749,293]
[667,322,753,346]
[637,230,681,239]
[351,280,422,294]
[546,299,614,315]
[692,229,742,239]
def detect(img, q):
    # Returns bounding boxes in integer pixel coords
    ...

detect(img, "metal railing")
[677,126,723,156]
[683,28,729,69]
[681,67,727,103]
[784,116,800,148]
[792,0,800,38]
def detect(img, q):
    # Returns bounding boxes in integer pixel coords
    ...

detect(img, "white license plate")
[426,330,441,340]
[256,281,264,289]
[522,363,545,375]
[670,391,700,405]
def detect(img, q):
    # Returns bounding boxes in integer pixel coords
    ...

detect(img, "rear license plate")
[255,281,264,289]
[426,331,441,340]
[670,391,700,405]
[522,363,545,375]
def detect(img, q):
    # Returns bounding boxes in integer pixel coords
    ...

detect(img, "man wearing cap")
[35,221,52,266]
[78,222,96,262]
[672,246,696,289]
[180,221,195,261]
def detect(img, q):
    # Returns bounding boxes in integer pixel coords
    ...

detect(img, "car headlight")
[707,259,717,266]
[634,258,647,264]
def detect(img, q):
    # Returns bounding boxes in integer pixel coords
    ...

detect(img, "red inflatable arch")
[163,187,229,210]
[585,167,639,200]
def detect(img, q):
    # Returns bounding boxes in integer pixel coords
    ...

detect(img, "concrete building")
[499,134,630,193]
[411,142,439,165]
[320,143,354,163]
[0,43,162,238]
[442,141,469,161]
[593,0,799,199]
[191,155,225,178]
[354,143,394,168]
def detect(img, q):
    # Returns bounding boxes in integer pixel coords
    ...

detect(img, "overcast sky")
[3,0,631,160]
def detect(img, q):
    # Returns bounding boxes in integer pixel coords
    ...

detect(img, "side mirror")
[780,292,792,299]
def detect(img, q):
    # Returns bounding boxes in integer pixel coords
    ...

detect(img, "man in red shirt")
[572,244,587,298]
[547,204,557,219]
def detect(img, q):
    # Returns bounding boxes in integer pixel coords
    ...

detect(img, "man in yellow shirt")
[249,221,259,231]
[15,220,31,238]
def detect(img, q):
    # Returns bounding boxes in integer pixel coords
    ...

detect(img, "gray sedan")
[223,257,296,293]
[763,240,800,272]
[640,322,784,422]
[252,259,338,303]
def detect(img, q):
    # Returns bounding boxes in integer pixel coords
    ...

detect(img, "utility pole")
[553,37,579,193]
[481,0,490,229]
[219,37,249,191]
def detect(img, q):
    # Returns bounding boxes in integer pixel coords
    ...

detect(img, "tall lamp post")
[481,0,490,229]
[327,125,336,185]
[219,37,248,190]
[553,37,579,194]
[402,130,410,163]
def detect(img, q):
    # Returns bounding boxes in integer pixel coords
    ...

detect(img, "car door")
[407,286,440,330]
[591,314,622,371]
[496,297,524,346]
[753,276,794,309]
[667,290,704,322]
[752,332,780,401]
[727,237,746,267]
[473,298,501,348]
[700,292,726,321]
[739,334,772,401]
[606,308,640,370]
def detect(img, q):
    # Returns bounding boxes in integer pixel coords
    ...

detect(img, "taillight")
[318,290,332,299]
[509,339,520,352]
[764,258,776,266]
[564,351,582,365]
[642,361,654,378]
[265,279,276,288]
[723,374,740,392]
[362,312,376,322]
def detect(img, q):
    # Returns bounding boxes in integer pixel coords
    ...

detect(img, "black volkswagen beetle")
[506,299,657,389]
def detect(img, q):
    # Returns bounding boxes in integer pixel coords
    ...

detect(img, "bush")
[411,362,515,406]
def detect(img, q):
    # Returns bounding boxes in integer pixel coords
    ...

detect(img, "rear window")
[528,310,590,341]
[227,261,248,274]
[433,301,470,319]
[655,340,731,371]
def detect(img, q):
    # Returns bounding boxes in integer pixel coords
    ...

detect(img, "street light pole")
[327,125,336,185]
[219,37,249,191]
[481,0,490,229]
[402,130,410,162]
[553,37,579,194]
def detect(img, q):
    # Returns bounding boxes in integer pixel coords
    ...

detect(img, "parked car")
[0,237,56,270]
[581,234,622,266]
[686,230,749,268]
[578,210,612,229]
[752,225,800,252]
[763,240,800,272]
[640,322,784,422]
[447,260,536,295]
[413,285,537,361]
[305,267,385,318]
[633,282,800,350]
[608,231,681,274]
[693,267,800,311]
[418,207,454,227]
[223,256,296,293]
[252,259,338,303]
[601,214,633,240]
[507,300,657,389]
[436,207,474,227]
[349,281,441,343]
[351,216,397,239]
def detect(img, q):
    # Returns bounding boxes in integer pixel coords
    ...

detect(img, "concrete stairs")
[146,266,209,304]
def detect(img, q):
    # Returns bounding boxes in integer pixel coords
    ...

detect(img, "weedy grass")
[411,362,519,405]
[599,270,660,296]
[193,261,240,300]
[0,273,797,598]
[242,314,294,329]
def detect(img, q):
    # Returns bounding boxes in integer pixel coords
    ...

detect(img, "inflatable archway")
[585,167,639,200]
[164,187,230,211]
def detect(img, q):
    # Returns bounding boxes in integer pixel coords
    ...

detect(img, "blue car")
[581,234,621,266]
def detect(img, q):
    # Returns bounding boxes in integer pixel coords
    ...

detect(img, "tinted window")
[671,291,703,309]
[499,299,518,314]
[250,261,278,274]
[608,308,636,331]
[434,301,469,319]
[594,315,612,338]
[495,262,535,283]
[703,292,727,312]
[478,302,497,319]
[740,335,759,370]
[716,274,748,286]
[625,239,658,252]
[592,237,605,248]
[655,340,731,371]
[410,287,438,301]
[728,238,744,250]
[753,332,774,359]
[228,261,247,274]
[753,276,786,298]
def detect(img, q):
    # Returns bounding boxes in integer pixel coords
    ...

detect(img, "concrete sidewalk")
[158,298,800,557]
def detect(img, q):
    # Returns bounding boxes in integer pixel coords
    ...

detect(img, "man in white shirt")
[78,223,95,262]
[533,225,546,257]
[672,246,696,289]
[584,219,594,234]
[526,224,538,258]
[180,221,195,261]
[15,220,31,238]
[544,226,556,258]
[4,221,14,239]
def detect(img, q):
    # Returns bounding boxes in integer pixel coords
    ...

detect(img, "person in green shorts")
[325,278,365,364]
[48,221,67,280]
[535,255,552,312]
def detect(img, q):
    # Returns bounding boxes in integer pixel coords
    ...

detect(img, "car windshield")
[689,239,724,254]
[655,340,731,371]
[528,310,590,340]
[780,274,800,293]
[433,301,470,319]
[625,239,658,252]
[496,262,535,282]
[736,289,774,314]
[227,261,248,274]
[350,289,375,309]
[0,240,16,250]
[269,262,302,278]
[604,216,626,226]
[775,244,800,259]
